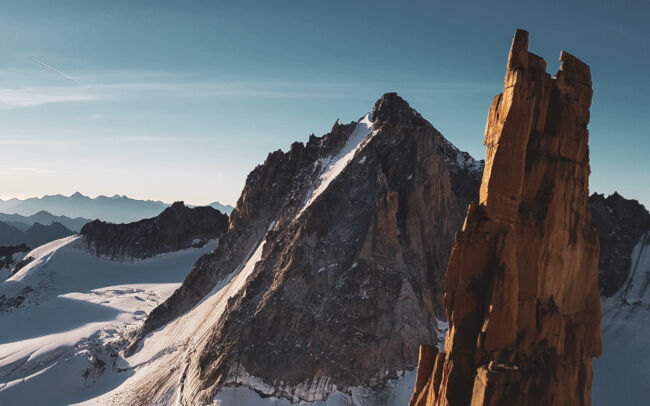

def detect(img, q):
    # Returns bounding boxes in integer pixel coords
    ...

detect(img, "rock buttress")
[409,29,602,406]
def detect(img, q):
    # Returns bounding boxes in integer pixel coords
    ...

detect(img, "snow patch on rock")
[299,113,376,216]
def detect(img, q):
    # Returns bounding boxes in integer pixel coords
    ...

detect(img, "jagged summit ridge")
[80,201,228,260]
[409,29,601,406]
[297,112,376,217]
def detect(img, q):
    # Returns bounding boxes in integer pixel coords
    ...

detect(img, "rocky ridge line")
[80,201,228,260]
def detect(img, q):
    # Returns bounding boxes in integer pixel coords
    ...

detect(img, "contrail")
[31,57,84,85]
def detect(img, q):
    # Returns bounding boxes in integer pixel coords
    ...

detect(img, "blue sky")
[0,0,648,206]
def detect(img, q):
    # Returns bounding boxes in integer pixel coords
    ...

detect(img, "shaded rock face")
[410,30,601,406]
[0,244,30,279]
[591,196,650,405]
[0,244,32,308]
[589,192,650,296]
[0,244,30,268]
[80,202,228,260]
[126,93,483,403]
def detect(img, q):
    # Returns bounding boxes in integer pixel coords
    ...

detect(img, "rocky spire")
[409,29,601,406]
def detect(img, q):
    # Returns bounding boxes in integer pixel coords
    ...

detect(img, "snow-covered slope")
[593,232,650,406]
[84,237,269,405]
[0,236,218,405]
[84,115,381,404]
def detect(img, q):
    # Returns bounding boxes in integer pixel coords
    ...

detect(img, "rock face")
[80,202,228,260]
[121,93,483,404]
[409,30,602,406]
[591,194,650,405]
[589,192,650,296]
[0,244,30,279]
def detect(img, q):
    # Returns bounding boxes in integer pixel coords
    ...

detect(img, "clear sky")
[0,0,648,207]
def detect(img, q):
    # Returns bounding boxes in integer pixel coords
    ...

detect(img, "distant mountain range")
[0,211,91,233]
[0,193,234,224]
[207,201,234,215]
[0,221,74,247]
[0,195,233,252]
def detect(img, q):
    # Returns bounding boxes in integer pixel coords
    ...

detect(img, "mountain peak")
[372,92,420,124]
[70,192,85,199]
[124,92,483,403]
[168,201,187,211]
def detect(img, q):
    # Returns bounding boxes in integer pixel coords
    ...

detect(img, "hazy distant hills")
[0,193,233,252]
[0,221,74,247]
[208,201,234,215]
[0,193,233,224]
[0,211,91,233]
[0,210,90,249]
[0,193,167,224]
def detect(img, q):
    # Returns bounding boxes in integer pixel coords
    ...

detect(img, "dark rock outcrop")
[410,30,601,406]
[589,192,650,296]
[80,202,228,260]
[125,93,483,403]
[0,286,33,312]
[0,244,31,272]
[10,256,34,275]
